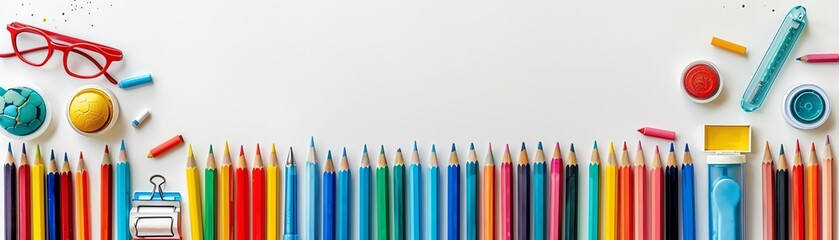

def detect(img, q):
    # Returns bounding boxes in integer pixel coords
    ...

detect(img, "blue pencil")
[307,137,319,240]
[393,148,406,239]
[359,145,372,240]
[409,142,422,240]
[466,143,479,240]
[46,150,60,240]
[447,144,460,240]
[682,144,696,240]
[337,148,351,240]
[429,145,440,240]
[323,151,336,240]
[283,147,299,240]
[533,142,547,240]
[116,140,131,240]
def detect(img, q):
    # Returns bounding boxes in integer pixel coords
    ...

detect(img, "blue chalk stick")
[118,74,153,89]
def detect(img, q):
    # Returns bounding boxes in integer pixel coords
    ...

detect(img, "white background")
[1,0,838,239]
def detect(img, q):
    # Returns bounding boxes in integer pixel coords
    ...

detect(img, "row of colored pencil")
[762,137,834,240]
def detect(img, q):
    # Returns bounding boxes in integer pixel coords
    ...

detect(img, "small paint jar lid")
[66,85,120,136]
[783,84,830,130]
[681,60,722,103]
[0,85,51,141]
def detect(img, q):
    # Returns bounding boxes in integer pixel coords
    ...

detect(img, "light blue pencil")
[116,140,131,240]
[428,145,440,240]
[466,143,479,240]
[533,142,547,240]
[447,144,460,240]
[409,142,422,240]
[283,147,298,240]
[307,137,319,240]
[359,145,372,240]
[337,148,351,240]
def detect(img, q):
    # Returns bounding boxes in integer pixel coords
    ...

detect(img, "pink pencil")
[797,53,839,63]
[501,144,514,240]
[633,142,647,240]
[650,146,664,240]
[549,143,563,240]
[762,142,775,240]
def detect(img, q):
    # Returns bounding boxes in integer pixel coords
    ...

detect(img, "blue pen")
[429,145,440,240]
[409,142,422,240]
[466,143,478,240]
[337,148,351,240]
[283,147,299,240]
[359,145,372,240]
[323,151,336,240]
[682,144,696,240]
[46,150,60,240]
[533,142,547,240]
[447,144,460,240]
[116,140,131,240]
[307,137,319,240]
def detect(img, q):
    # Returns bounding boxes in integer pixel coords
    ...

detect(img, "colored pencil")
[549,142,563,240]
[682,144,696,240]
[307,137,319,240]
[448,144,461,240]
[429,145,440,240]
[219,143,233,240]
[266,145,278,240]
[664,144,679,240]
[31,145,46,240]
[186,145,205,240]
[633,142,646,240]
[792,141,804,240]
[517,142,530,240]
[796,53,839,63]
[603,142,617,240]
[824,137,834,240]
[409,143,422,240]
[501,145,513,240]
[466,143,478,240]
[75,152,91,240]
[19,144,31,240]
[4,143,16,240]
[147,134,184,158]
[205,145,218,240]
[618,142,632,240]
[564,144,579,240]
[283,147,299,240]
[323,150,336,240]
[481,143,495,240]
[60,153,74,240]
[337,148,351,240]
[376,145,390,240]
[533,142,547,240]
[776,145,790,240]
[588,142,601,240]
[253,145,266,240]
[393,148,406,240]
[116,141,130,240]
[762,142,775,240]
[359,145,371,240]
[100,146,112,240]
[46,151,59,240]
[805,143,820,240]
[650,146,663,240]
[234,146,250,240]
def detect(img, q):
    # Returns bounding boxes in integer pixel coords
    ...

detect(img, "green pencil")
[204,145,217,240]
[376,146,390,240]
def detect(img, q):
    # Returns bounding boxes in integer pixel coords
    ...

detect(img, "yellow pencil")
[267,144,280,239]
[186,145,204,240]
[603,142,618,240]
[31,145,46,240]
[219,142,233,240]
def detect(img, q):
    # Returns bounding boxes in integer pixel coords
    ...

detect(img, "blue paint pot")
[783,84,830,129]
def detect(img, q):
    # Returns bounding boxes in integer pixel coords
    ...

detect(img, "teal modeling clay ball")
[0,86,48,137]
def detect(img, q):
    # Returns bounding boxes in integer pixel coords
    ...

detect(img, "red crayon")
[147,135,185,158]
[637,127,676,140]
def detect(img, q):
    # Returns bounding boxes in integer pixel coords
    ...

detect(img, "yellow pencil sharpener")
[66,85,120,136]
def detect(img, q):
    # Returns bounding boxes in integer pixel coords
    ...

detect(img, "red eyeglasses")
[0,22,123,84]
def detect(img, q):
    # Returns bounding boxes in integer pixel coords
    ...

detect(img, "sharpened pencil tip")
[811,142,816,151]
[380,145,385,154]
[570,143,575,152]
[431,144,436,153]
[520,142,526,151]
[271,144,276,154]
[121,139,125,150]
[608,142,614,153]
[470,142,475,151]
[413,141,418,151]
[655,146,660,154]
[780,144,785,155]
[7,143,11,153]
[327,150,333,160]
[537,142,543,150]
[104,145,109,154]
[623,141,627,151]
[504,144,510,153]
[256,144,262,156]
[64,152,68,162]
[79,151,84,159]
[209,144,214,154]
[310,136,315,147]
[188,144,194,157]
[451,143,456,152]
[50,149,55,160]
[796,57,802,61]
[363,144,368,153]
[342,147,347,157]
[240,145,245,157]
[828,135,832,145]
[796,140,801,152]
[669,143,675,152]
[593,141,598,149]
[397,148,402,153]
[685,143,690,152]
[488,142,493,151]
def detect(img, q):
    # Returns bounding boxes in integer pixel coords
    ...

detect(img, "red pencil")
[60,153,74,240]
[617,142,633,240]
[100,146,113,240]
[791,141,805,240]
[18,144,31,240]
[252,145,266,240]
[235,146,250,240]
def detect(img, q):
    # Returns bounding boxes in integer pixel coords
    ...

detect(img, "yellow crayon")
[711,36,747,55]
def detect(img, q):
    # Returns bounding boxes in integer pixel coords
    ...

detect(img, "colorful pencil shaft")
[588,143,601,240]
[219,143,233,240]
[186,145,205,240]
[393,149,406,240]
[517,143,530,240]
[429,146,440,240]
[376,146,390,240]
[682,144,696,240]
[4,144,16,240]
[205,146,218,240]
[147,134,184,158]
[76,153,91,240]
[824,137,834,240]
[797,53,839,63]
[762,143,775,240]
[564,144,579,240]
[284,148,299,240]
[664,145,679,240]
[481,144,495,240]
[337,148,351,240]
[603,142,617,240]
[31,146,45,240]
[409,144,422,240]
[116,141,130,240]
[466,144,478,240]
[267,147,279,240]
[447,144,460,240]
[549,143,563,240]
[792,142,804,240]
[633,142,646,240]
[533,143,547,240]
[359,146,371,240]
[323,151,336,240]
[59,154,73,240]
[100,146,112,240]
[46,154,60,240]
[307,138,319,240]
[234,146,250,240]
[253,146,266,240]
[501,145,513,240]
[618,142,632,240]
[650,146,663,240]
[776,145,790,240]
[19,145,31,240]
[805,143,820,240]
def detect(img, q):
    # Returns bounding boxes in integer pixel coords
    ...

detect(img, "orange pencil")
[633,141,646,240]
[252,145,266,240]
[618,142,632,240]
[805,143,820,240]
[100,146,112,240]
[75,152,90,240]
[234,146,250,240]
[792,141,805,240]
[481,143,495,240]
[824,136,834,240]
